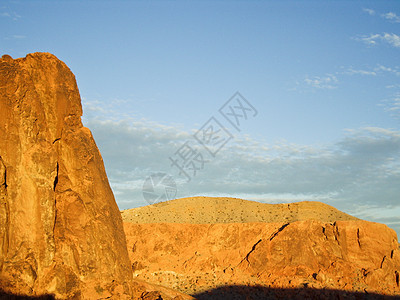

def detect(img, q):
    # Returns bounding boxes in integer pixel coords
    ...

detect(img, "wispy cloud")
[356,9,400,48]
[355,34,380,46]
[363,8,400,23]
[386,84,400,89]
[356,33,400,48]
[381,12,400,23]
[344,67,376,76]
[381,93,400,118]
[3,35,27,40]
[343,64,400,76]
[0,10,20,21]
[389,96,400,113]
[381,32,400,47]
[297,63,400,92]
[362,8,375,16]
[11,35,25,39]
[374,64,400,76]
[304,74,338,89]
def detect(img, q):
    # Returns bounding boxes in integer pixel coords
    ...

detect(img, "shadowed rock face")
[0,53,133,299]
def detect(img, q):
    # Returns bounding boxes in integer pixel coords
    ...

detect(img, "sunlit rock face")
[123,197,400,297]
[0,53,133,299]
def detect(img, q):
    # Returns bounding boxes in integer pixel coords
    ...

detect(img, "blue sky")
[1,1,400,236]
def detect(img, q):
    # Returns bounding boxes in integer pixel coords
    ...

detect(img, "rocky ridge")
[123,197,400,298]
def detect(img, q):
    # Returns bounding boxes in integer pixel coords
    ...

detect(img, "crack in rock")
[237,239,263,269]
[269,223,289,241]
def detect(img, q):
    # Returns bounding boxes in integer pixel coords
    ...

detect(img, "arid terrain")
[121,196,359,224]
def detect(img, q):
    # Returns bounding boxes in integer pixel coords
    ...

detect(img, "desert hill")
[121,196,358,224]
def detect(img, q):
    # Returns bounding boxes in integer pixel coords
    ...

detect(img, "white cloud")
[11,35,25,39]
[297,63,399,96]
[381,93,400,119]
[386,84,400,89]
[391,97,400,112]
[381,12,400,23]
[3,35,27,41]
[363,8,400,23]
[81,99,400,235]
[374,64,400,76]
[363,8,375,16]
[0,11,20,21]
[84,114,400,203]
[344,68,376,76]
[304,74,338,89]
[356,34,380,46]
[382,32,400,47]
[343,64,400,77]
[357,33,400,48]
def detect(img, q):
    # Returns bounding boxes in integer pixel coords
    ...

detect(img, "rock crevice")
[238,238,263,268]
[0,156,9,271]
[269,223,289,241]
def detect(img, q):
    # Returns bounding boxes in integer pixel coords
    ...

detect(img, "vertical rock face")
[0,53,132,298]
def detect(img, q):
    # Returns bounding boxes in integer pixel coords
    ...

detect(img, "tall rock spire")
[0,53,133,299]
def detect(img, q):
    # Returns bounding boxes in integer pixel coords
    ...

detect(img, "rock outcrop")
[0,53,133,299]
[123,198,400,297]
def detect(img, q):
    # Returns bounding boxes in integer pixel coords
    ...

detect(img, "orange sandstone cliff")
[0,52,133,298]
[123,197,400,298]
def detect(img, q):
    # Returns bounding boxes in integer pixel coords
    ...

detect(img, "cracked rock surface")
[123,197,400,297]
[0,53,134,299]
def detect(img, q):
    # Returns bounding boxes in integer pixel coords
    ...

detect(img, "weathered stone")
[0,53,133,299]
[123,198,400,297]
